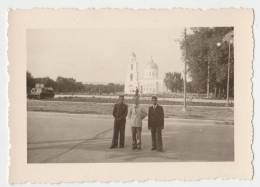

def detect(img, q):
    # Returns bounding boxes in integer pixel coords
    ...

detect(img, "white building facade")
[124,53,166,95]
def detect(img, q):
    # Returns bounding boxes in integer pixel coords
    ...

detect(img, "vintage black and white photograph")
[8,9,254,182]
[26,25,234,163]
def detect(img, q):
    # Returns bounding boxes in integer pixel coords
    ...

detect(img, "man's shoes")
[157,149,163,152]
[151,147,156,151]
[132,146,137,150]
[110,145,117,149]
[137,147,142,150]
[119,145,124,148]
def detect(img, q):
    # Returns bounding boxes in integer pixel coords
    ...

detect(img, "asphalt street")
[27,111,234,163]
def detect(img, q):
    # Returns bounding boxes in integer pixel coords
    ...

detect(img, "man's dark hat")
[119,94,125,98]
[151,95,157,100]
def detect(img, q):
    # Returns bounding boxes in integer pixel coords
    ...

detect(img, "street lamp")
[206,54,210,98]
[226,40,232,106]
[215,30,233,106]
[207,42,222,99]
[182,28,187,112]
[222,31,234,106]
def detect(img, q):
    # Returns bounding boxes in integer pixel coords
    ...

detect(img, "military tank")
[28,83,55,99]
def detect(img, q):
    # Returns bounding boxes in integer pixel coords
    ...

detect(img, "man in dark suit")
[110,95,128,149]
[148,96,164,152]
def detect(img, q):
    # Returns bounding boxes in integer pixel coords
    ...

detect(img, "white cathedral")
[124,53,167,95]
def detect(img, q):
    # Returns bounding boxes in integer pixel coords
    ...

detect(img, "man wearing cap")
[148,96,164,152]
[110,95,128,149]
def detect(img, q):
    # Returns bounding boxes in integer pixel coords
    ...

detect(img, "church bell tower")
[124,52,139,94]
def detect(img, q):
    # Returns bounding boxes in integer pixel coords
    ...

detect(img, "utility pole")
[222,30,233,106]
[206,55,210,98]
[183,28,187,112]
[226,41,231,106]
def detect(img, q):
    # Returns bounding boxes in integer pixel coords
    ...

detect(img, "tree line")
[181,27,234,98]
[163,72,196,94]
[163,72,183,93]
[164,27,234,99]
[27,71,124,94]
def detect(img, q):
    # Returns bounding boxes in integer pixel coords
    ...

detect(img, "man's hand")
[158,126,163,130]
[116,117,122,121]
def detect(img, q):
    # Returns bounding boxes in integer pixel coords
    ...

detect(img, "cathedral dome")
[145,58,158,70]
[144,57,159,80]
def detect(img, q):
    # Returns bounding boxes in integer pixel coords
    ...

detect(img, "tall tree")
[180,27,234,97]
[34,77,56,89]
[26,71,35,94]
[164,72,183,92]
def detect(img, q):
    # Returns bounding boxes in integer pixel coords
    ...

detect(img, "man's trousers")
[111,119,126,147]
[151,127,163,151]
[131,127,142,149]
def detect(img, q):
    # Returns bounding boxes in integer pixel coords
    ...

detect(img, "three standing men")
[110,95,164,152]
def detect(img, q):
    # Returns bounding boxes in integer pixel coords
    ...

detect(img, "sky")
[27,27,185,84]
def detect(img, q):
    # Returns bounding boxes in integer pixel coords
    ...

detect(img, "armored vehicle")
[28,83,55,99]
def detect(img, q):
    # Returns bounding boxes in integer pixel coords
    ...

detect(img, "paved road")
[27,111,234,163]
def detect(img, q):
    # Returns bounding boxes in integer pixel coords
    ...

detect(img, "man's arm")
[160,106,164,129]
[128,106,132,119]
[148,107,151,129]
[141,107,147,120]
[123,105,128,119]
[112,104,117,118]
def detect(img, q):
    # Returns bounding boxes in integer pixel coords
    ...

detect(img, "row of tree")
[163,27,234,99]
[163,72,198,94]
[83,83,124,94]
[164,72,183,93]
[181,27,234,98]
[26,72,124,94]
[163,27,234,98]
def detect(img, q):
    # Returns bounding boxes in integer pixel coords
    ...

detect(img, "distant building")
[124,53,140,94]
[124,53,166,95]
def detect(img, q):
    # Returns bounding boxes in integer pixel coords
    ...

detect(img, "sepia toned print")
[26,26,235,163]
[9,9,253,182]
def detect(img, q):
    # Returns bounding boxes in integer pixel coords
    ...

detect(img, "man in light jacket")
[128,95,147,150]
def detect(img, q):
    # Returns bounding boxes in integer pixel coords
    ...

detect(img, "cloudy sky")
[27,27,185,83]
